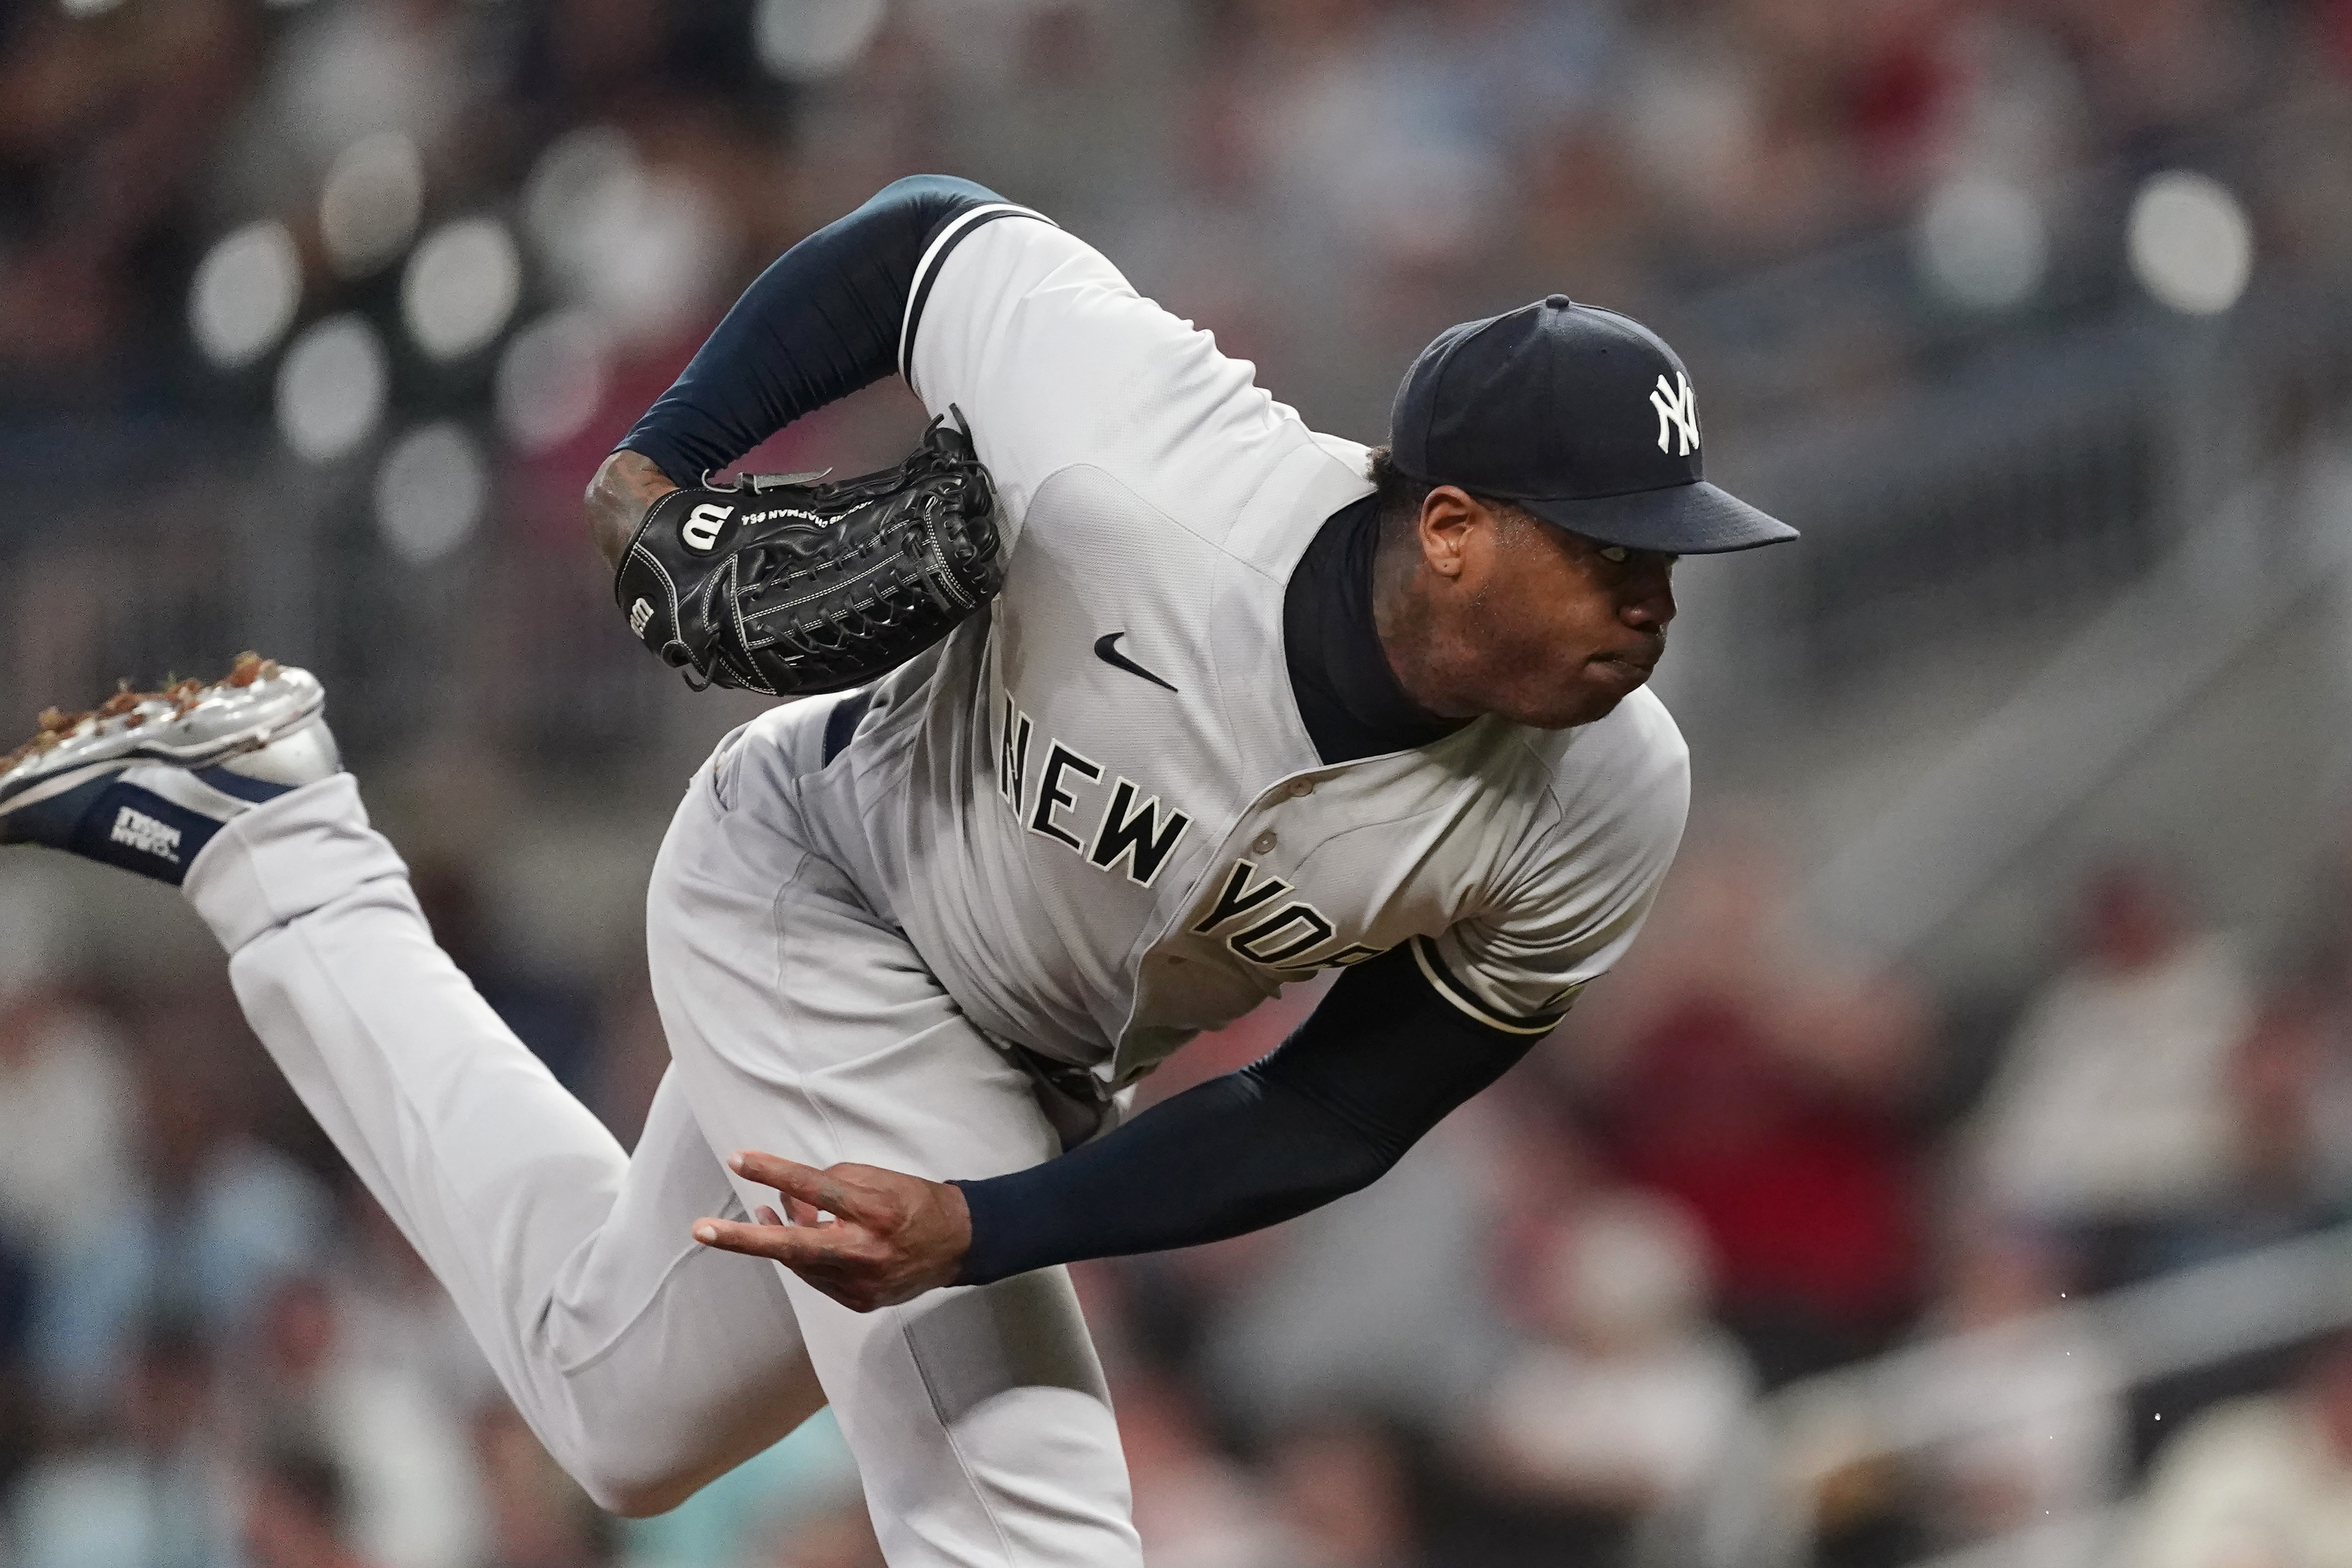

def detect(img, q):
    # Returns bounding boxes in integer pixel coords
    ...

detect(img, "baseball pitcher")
[1,176,1793,1565]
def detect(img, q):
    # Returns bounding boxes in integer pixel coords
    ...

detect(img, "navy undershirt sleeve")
[950,942,1544,1286]
[616,174,1004,486]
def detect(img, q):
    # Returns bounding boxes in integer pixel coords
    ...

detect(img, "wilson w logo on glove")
[614,410,1005,697]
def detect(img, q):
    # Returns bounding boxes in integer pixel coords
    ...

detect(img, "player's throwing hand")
[693,1151,974,1313]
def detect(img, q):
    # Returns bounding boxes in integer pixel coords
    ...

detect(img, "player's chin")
[1511,664,1649,730]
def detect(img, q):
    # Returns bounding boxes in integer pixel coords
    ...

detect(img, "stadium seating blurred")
[9,2,2352,1565]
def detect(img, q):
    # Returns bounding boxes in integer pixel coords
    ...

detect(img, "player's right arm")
[583,173,1037,568]
[588,173,1283,568]
[585,449,675,568]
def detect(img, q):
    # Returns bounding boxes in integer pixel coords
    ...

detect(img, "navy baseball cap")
[1390,295,1797,555]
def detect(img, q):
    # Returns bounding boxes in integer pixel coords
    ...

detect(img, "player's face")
[1393,490,1678,729]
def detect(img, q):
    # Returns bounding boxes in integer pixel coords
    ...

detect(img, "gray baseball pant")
[182,701,1139,1567]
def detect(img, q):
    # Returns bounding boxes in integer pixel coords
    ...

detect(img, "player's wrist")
[945,1177,1006,1287]
[585,448,678,572]
[932,1177,975,1285]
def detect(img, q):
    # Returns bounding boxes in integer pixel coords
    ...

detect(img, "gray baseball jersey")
[817,208,1689,1086]
[67,183,1696,1568]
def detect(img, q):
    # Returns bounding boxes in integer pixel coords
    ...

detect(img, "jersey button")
[1287,779,1314,797]
[1251,830,1278,854]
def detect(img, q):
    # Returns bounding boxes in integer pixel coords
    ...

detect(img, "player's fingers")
[780,1192,826,1227]
[690,1216,781,1261]
[689,1217,902,1310]
[691,1215,859,1268]
[754,1205,785,1227]
[727,1150,843,1213]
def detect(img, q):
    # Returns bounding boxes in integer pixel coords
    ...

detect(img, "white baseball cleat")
[0,653,341,885]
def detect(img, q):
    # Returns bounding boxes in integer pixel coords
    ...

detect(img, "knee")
[594,1481,695,1522]
[568,1445,705,1520]
[493,1400,706,1518]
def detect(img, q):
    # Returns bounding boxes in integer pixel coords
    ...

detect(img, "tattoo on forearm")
[584,449,677,571]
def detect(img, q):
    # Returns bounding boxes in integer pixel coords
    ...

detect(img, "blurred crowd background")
[9,0,2352,1565]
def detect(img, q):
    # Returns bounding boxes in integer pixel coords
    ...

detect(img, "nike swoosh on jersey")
[1092,633,1178,693]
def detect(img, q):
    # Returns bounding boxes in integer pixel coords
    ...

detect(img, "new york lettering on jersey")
[1184,856,1382,975]
[851,210,1690,1077]
[993,702,1414,981]
[996,693,1193,889]
[989,675,1504,995]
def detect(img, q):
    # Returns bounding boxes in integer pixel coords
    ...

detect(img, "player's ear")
[1417,487,1479,579]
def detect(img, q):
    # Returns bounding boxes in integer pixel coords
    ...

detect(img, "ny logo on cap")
[1650,372,1700,457]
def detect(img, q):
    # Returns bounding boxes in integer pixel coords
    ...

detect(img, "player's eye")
[1598,546,1628,564]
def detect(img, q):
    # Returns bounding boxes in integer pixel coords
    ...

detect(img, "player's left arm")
[694,943,1546,1310]
[696,718,1693,1309]
[695,803,1680,1308]
[696,738,1693,1316]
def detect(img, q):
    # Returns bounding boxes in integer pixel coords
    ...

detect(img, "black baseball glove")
[614,411,1003,697]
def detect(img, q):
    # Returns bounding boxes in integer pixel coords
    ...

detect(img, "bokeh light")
[401,217,523,361]
[753,0,887,81]
[522,125,636,265]
[319,132,424,279]
[2128,172,2254,316]
[495,310,612,454]
[522,128,727,348]
[274,314,386,462]
[189,220,302,369]
[1915,173,2048,311]
[375,421,487,565]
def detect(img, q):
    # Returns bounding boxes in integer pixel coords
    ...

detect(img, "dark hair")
[1365,445,1432,552]
[1364,445,1532,548]
[1365,444,1428,514]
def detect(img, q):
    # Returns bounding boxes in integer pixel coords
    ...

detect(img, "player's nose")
[1619,557,1677,631]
